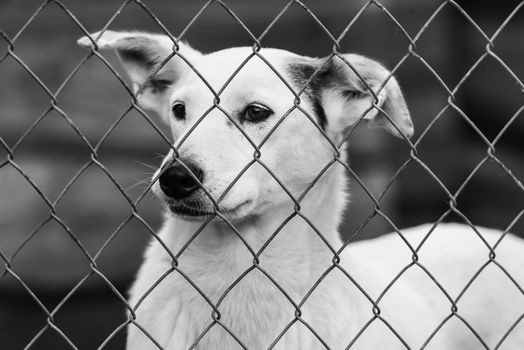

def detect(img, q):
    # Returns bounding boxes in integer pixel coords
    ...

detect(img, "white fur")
[78,31,524,349]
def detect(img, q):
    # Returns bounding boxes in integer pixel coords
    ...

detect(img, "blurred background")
[1,0,523,348]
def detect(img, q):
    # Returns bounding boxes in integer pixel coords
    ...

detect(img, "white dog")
[78,31,524,350]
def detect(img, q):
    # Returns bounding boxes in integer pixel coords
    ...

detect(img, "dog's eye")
[172,102,186,120]
[243,103,273,123]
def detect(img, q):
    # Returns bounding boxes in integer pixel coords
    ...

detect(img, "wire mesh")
[1,0,523,349]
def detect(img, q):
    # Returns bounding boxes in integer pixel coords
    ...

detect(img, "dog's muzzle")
[158,161,204,200]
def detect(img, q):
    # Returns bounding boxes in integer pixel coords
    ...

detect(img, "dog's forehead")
[189,47,301,91]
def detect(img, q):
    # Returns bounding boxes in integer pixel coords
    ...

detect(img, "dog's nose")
[159,161,204,199]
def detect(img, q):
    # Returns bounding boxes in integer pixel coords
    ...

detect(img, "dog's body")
[129,222,524,350]
[78,31,524,349]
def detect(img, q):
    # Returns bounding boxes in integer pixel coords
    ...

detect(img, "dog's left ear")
[77,30,201,120]
[289,54,413,139]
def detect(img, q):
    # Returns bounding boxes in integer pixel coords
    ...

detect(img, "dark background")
[1,0,523,348]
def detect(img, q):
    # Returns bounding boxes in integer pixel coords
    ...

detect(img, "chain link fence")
[1,0,524,349]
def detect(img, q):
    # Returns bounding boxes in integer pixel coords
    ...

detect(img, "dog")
[78,31,524,350]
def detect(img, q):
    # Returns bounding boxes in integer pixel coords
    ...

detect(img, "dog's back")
[343,223,524,349]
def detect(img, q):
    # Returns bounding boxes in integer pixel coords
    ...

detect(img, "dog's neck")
[159,164,348,296]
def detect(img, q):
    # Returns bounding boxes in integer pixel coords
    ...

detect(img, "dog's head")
[78,31,412,221]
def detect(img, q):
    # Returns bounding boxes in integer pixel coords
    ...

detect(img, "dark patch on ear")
[118,47,157,69]
[311,98,327,130]
[341,89,364,100]
[287,59,356,131]
[148,78,173,93]
[287,62,327,130]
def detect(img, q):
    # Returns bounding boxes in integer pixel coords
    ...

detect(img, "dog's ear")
[289,54,413,139]
[77,30,201,119]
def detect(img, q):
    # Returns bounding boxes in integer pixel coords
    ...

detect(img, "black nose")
[158,161,204,199]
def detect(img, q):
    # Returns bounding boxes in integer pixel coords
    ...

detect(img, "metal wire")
[1,0,523,349]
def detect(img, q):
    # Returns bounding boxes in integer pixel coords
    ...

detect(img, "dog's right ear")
[77,30,201,120]
[287,55,413,140]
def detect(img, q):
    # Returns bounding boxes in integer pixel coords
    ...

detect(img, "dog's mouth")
[166,199,251,221]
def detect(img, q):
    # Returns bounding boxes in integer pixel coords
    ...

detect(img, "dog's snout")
[159,161,204,199]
